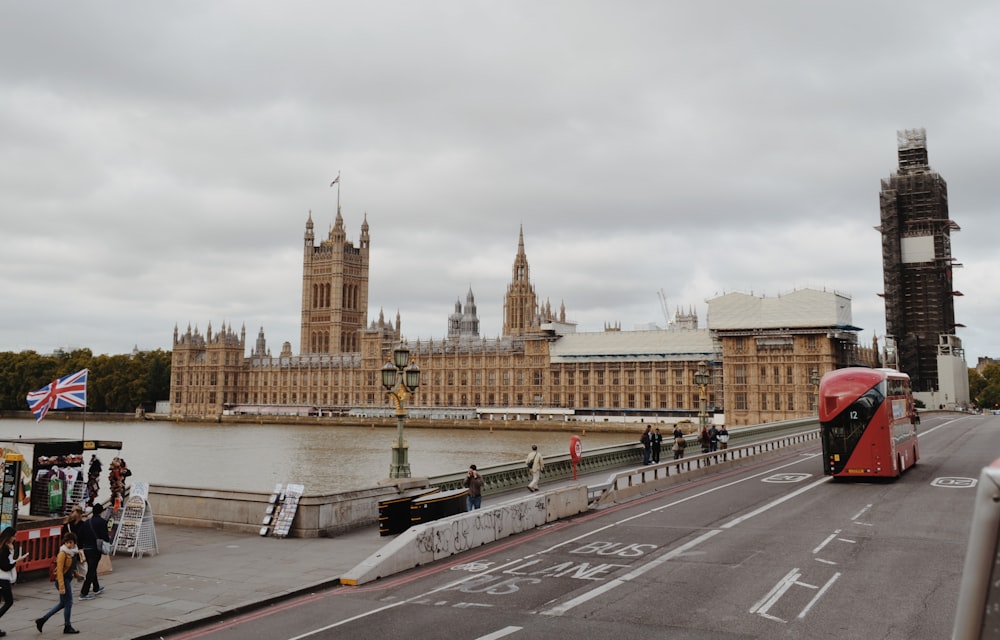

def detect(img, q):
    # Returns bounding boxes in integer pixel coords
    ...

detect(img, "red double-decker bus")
[819,367,919,478]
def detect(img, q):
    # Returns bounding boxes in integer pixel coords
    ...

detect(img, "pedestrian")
[0,526,29,637]
[80,503,110,600]
[35,531,82,634]
[62,504,85,539]
[463,464,484,510]
[640,425,652,465]
[708,424,719,452]
[526,445,544,492]
[672,428,687,460]
[699,425,711,453]
[651,428,663,464]
[717,425,730,450]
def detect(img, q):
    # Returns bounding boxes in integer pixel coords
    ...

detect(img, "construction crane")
[657,289,670,329]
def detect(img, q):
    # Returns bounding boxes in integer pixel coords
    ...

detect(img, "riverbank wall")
[1,409,642,433]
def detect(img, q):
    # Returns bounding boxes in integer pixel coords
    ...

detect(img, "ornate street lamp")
[694,360,710,429]
[382,343,421,478]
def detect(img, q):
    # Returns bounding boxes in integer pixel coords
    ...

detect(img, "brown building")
[708,290,877,425]
[170,211,875,425]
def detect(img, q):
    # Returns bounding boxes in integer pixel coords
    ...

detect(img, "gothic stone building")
[170,212,876,426]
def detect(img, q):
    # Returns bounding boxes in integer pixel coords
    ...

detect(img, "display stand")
[269,483,303,539]
[111,482,158,558]
[1,454,23,531]
[67,474,87,512]
[259,483,283,537]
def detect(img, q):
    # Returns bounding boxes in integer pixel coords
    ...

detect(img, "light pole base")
[390,444,411,478]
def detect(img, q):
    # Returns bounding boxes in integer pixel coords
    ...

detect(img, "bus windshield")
[822,384,885,473]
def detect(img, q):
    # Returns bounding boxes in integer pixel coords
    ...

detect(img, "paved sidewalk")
[3,523,387,640]
[4,471,619,639]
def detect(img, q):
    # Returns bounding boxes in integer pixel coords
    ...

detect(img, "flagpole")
[81,369,88,443]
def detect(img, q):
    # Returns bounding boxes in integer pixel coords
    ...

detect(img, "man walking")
[80,503,111,600]
[640,425,652,465]
[672,424,687,460]
[464,464,484,510]
[526,445,544,492]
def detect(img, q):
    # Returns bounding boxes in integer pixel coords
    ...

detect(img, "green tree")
[0,348,172,413]
[973,364,1000,412]
[969,368,987,404]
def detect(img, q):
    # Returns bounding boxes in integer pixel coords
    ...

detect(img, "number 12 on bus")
[819,367,919,478]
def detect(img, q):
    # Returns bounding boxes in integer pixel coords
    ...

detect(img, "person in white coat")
[526,444,544,492]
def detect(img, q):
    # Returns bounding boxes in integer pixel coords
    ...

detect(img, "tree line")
[0,348,172,414]
[969,364,1000,412]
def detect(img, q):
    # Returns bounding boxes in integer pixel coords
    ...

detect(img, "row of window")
[730,392,815,412]
[178,367,719,389]
[173,390,719,411]
[731,365,814,386]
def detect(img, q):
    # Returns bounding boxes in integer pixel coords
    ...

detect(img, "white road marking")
[539,529,721,617]
[541,461,832,617]
[289,448,846,638]
[721,477,830,529]
[540,454,825,555]
[850,504,873,522]
[749,568,800,622]
[476,626,523,639]
[812,530,841,554]
[797,572,841,619]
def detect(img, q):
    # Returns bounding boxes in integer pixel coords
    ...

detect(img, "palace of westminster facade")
[169,207,878,427]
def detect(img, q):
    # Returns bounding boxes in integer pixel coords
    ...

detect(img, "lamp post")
[694,360,710,430]
[381,343,421,478]
[809,368,820,414]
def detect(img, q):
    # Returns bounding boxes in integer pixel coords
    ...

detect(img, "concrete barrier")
[148,481,425,537]
[340,485,588,585]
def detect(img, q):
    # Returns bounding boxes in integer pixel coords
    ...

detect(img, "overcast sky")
[2,2,998,364]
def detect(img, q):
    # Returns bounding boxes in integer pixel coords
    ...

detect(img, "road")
[166,412,994,639]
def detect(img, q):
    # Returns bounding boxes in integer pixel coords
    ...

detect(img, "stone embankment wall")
[144,412,639,433]
[148,481,424,537]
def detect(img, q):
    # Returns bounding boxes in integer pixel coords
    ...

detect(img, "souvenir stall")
[0,438,123,575]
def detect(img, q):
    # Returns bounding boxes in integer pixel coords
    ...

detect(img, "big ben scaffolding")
[877,128,962,393]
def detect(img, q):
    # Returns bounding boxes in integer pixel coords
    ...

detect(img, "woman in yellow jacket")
[35,531,82,634]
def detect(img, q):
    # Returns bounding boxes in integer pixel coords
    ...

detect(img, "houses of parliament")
[169,207,879,427]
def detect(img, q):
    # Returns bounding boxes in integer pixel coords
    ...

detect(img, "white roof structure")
[549,328,716,363]
[707,289,858,331]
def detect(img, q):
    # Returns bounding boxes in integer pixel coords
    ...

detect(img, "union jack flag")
[26,368,89,422]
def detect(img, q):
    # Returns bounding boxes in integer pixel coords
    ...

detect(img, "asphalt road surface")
[166,412,995,640]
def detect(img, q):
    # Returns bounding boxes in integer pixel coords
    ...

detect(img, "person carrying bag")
[80,503,112,599]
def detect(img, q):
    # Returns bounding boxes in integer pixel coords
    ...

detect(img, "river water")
[0,418,633,494]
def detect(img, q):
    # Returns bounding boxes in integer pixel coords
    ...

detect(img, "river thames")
[0,417,635,494]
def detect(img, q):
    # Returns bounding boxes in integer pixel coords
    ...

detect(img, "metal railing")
[596,429,820,504]
[429,417,820,501]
